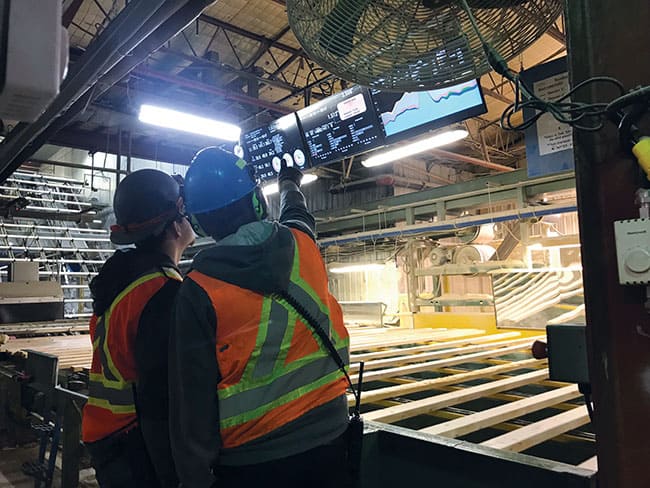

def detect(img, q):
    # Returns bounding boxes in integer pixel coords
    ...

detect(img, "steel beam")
[430,149,515,172]
[134,66,292,114]
[245,25,292,68]
[62,0,85,28]
[48,127,198,167]
[566,1,650,487]
[157,47,298,92]
[481,85,513,105]
[27,158,128,176]
[318,202,576,246]
[314,170,575,236]
[545,25,566,45]
[199,14,302,57]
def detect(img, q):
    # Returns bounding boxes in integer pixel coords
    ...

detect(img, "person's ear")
[170,219,183,239]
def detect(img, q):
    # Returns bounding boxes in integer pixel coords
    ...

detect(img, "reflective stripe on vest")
[216,236,349,430]
[87,269,178,415]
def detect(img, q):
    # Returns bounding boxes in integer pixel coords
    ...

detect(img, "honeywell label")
[534,73,573,156]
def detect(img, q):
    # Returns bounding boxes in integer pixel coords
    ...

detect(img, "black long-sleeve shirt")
[135,278,181,488]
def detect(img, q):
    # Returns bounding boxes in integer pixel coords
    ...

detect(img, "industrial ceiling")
[0,0,567,190]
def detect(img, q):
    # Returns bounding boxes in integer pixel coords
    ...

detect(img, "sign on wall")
[521,57,575,178]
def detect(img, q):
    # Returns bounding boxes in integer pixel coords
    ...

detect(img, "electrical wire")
[459,0,634,133]
[501,75,626,132]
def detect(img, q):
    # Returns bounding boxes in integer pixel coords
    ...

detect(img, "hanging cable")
[459,0,643,133]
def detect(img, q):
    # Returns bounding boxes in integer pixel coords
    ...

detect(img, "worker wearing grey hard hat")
[82,169,195,488]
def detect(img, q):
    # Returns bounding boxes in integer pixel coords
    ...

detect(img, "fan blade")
[422,0,529,8]
[474,0,530,6]
[319,0,372,58]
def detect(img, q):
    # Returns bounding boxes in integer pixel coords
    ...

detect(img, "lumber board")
[350,332,523,362]
[421,384,581,437]
[352,335,527,372]
[365,369,548,423]
[481,405,590,452]
[578,456,598,472]
[347,358,543,406]
[352,337,543,383]
[1,335,93,370]
[350,329,482,352]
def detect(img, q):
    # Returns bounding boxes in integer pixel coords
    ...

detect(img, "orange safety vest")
[189,228,349,449]
[81,266,183,443]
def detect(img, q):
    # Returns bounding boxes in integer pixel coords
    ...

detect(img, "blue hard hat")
[185,147,257,215]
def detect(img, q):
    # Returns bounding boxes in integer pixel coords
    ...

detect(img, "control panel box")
[546,324,589,384]
[614,218,650,284]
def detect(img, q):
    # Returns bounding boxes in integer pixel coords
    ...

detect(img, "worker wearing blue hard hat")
[169,147,353,487]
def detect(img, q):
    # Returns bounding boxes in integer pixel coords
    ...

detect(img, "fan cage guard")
[287,0,563,92]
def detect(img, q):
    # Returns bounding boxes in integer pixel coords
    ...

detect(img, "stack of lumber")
[1,334,92,370]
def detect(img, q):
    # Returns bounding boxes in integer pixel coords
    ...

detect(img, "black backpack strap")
[276,290,364,417]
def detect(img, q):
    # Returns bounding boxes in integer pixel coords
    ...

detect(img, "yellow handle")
[633,138,650,180]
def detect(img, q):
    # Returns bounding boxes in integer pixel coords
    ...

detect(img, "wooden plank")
[353,335,528,372]
[352,337,543,383]
[351,329,474,352]
[1,335,93,369]
[347,358,543,406]
[578,456,598,472]
[351,329,471,345]
[365,369,548,423]
[481,405,590,452]
[421,384,581,438]
[350,332,523,362]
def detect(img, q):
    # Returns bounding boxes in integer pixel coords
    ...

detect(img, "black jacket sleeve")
[278,179,316,241]
[135,279,180,488]
[169,278,221,488]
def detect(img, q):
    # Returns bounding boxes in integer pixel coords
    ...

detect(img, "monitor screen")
[241,112,309,182]
[297,85,384,165]
[371,79,487,143]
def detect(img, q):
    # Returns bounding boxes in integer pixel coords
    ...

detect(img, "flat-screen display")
[241,112,309,182]
[371,79,487,143]
[297,85,384,165]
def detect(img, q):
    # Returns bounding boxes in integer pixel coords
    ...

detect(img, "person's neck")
[159,240,182,265]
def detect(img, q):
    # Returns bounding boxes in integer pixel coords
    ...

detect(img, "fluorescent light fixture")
[92,219,102,224]
[138,104,241,141]
[262,173,318,196]
[362,129,469,168]
[329,263,385,274]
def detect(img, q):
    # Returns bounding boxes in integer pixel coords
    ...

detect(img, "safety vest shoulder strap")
[287,229,347,348]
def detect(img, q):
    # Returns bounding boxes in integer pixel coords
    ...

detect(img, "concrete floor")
[0,445,97,487]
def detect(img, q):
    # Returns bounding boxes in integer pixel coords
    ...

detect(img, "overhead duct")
[318,203,577,247]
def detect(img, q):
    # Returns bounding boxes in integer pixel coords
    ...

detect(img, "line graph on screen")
[379,81,484,137]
